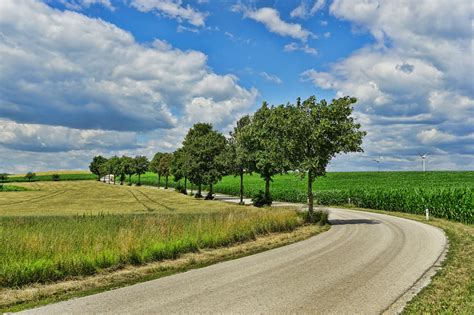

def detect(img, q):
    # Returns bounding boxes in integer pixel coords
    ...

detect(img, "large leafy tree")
[182,123,227,199]
[290,96,366,218]
[246,102,292,204]
[158,153,173,189]
[120,156,135,185]
[107,156,121,185]
[149,152,164,187]
[171,147,189,193]
[25,172,36,182]
[89,155,108,181]
[134,155,149,186]
[224,115,255,204]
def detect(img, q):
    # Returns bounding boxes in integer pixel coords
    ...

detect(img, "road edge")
[383,226,449,314]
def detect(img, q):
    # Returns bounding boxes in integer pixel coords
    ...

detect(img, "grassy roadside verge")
[345,207,473,314]
[0,224,328,313]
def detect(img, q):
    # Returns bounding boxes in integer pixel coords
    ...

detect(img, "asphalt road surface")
[21,207,446,314]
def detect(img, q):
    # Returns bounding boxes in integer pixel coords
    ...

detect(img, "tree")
[158,153,173,189]
[120,156,135,185]
[0,173,8,182]
[89,155,108,181]
[289,96,366,218]
[171,147,189,194]
[149,152,165,187]
[182,123,227,199]
[134,155,149,186]
[246,102,292,205]
[107,156,121,185]
[225,115,255,204]
[25,172,36,182]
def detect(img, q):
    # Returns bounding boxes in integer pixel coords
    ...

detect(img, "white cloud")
[302,0,474,168]
[130,0,208,27]
[235,6,314,42]
[60,0,114,10]
[0,119,139,152]
[0,0,258,172]
[0,0,256,133]
[290,0,325,19]
[284,42,317,55]
[259,72,283,84]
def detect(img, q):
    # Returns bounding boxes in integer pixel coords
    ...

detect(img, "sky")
[0,0,473,173]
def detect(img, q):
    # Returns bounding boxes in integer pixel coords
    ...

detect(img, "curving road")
[21,207,446,314]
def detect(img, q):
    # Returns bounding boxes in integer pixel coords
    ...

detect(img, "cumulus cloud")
[290,0,325,19]
[59,0,114,11]
[302,0,474,168]
[0,119,140,152]
[0,0,258,172]
[233,6,314,42]
[130,0,208,27]
[0,0,256,133]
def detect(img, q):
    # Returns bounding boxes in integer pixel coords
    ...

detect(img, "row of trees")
[89,155,150,185]
[90,96,365,218]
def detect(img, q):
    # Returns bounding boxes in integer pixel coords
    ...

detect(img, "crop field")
[0,181,302,287]
[0,172,95,183]
[130,171,474,224]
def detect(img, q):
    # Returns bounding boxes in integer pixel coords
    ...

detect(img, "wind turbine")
[372,157,381,172]
[419,153,428,172]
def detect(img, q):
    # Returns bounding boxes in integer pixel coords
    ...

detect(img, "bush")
[252,190,272,207]
[301,210,329,225]
[51,174,60,181]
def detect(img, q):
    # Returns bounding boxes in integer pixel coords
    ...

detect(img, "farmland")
[0,181,305,288]
[130,171,474,224]
[0,171,95,183]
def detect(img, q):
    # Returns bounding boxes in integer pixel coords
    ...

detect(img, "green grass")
[129,171,474,223]
[0,184,29,192]
[0,173,96,183]
[0,181,306,288]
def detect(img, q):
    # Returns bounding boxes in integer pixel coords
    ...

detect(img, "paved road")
[21,206,446,314]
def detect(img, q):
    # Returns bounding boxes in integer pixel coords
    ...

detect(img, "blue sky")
[0,0,473,173]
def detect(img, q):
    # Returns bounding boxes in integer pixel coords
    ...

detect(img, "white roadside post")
[425,208,429,221]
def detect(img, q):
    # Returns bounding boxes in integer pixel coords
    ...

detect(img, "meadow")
[0,181,304,287]
[131,171,474,224]
[0,171,95,183]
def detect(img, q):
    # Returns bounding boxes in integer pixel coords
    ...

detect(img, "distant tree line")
[89,96,366,218]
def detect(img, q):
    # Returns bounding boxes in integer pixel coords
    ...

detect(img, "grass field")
[0,184,29,192]
[129,171,474,223]
[0,181,305,288]
[1,172,96,183]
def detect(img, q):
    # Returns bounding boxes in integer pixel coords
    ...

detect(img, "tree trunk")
[307,170,314,219]
[113,174,116,185]
[138,173,141,185]
[239,170,244,205]
[158,174,161,187]
[165,176,168,189]
[206,183,214,200]
[184,177,187,193]
[196,182,202,198]
[128,174,131,185]
[265,177,270,200]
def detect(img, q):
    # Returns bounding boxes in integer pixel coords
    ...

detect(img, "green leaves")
[182,123,227,187]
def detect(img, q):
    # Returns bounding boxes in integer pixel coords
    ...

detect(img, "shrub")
[301,210,329,225]
[51,174,60,181]
[252,190,272,207]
